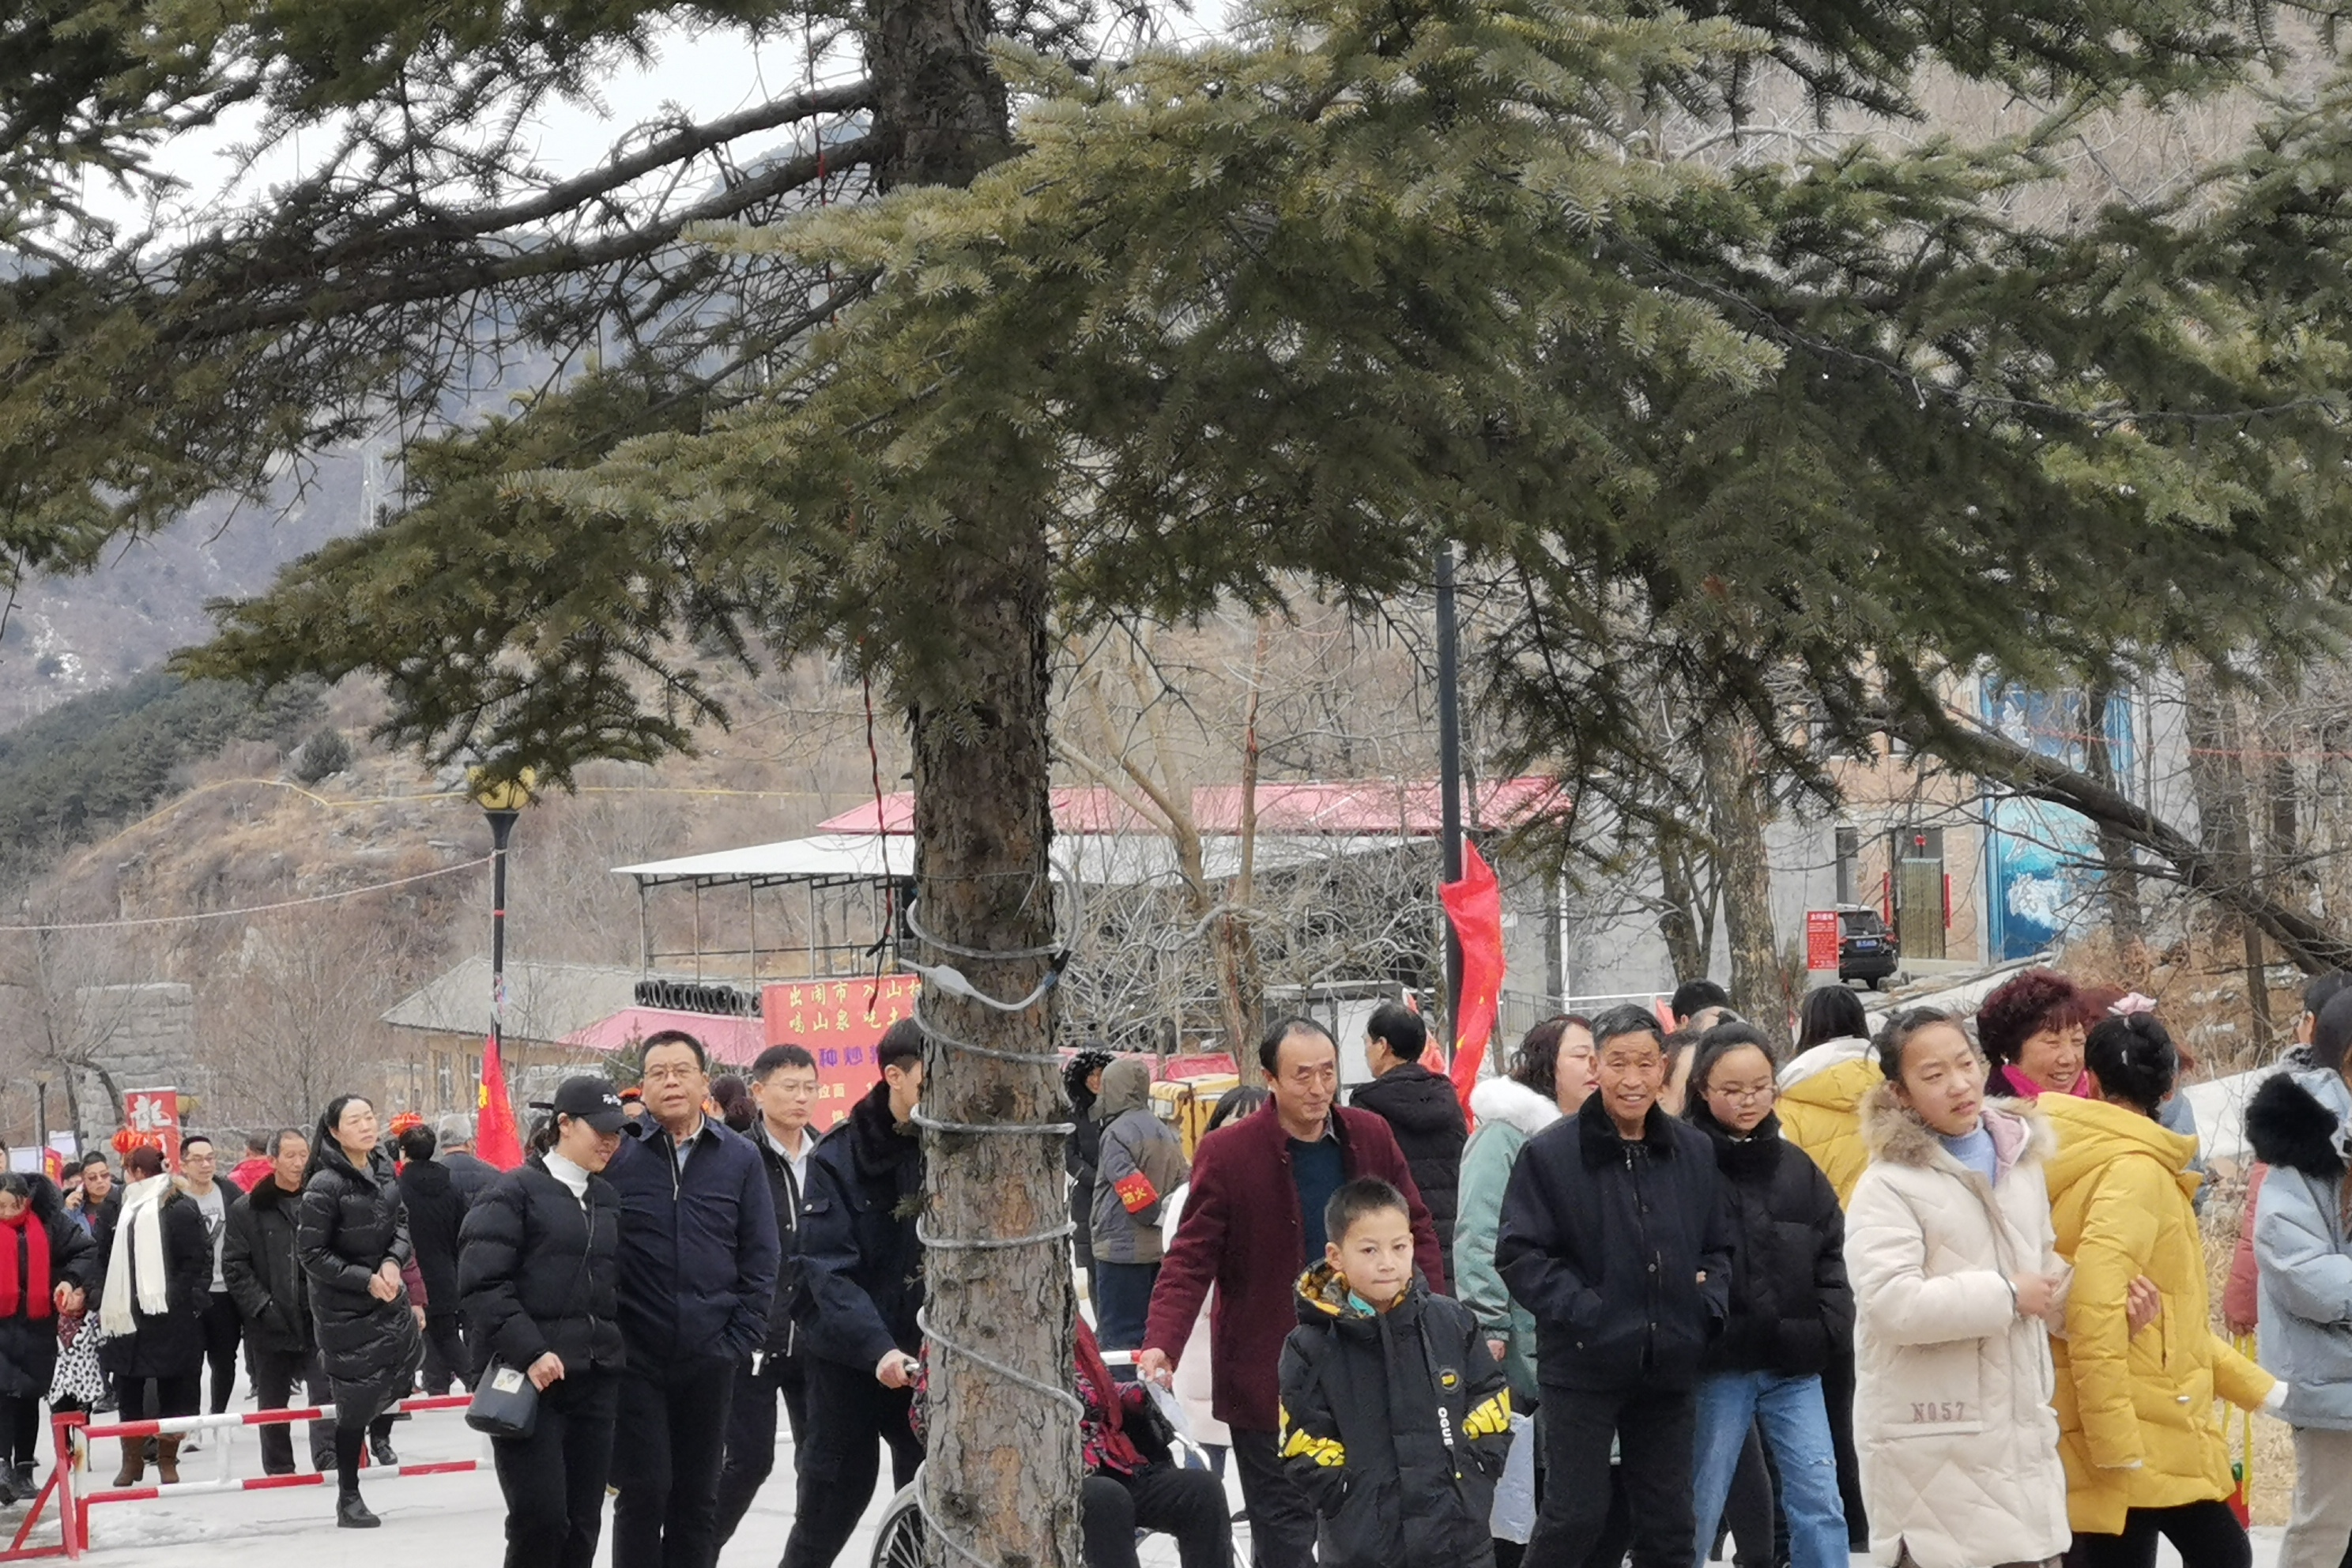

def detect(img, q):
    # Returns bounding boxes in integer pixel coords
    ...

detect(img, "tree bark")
[2180,670,2274,1041]
[2081,682,2143,944]
[1657,831,1709,982]
[1702,720,1786,1050]
[871,0,1074,1559]
[907,520,1079,1568]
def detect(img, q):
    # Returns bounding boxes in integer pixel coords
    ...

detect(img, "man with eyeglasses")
[178,1133,244,1424]
[605,1030,779,1568]
[712,1042,820,1548]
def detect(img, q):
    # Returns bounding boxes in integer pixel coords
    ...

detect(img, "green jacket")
[1453,1076,1560,1403]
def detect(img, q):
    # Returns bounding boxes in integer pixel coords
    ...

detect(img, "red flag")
[1441,841,1507,1117]
[477,1035,524,1170]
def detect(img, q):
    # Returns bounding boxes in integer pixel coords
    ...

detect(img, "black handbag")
[466,1359,539,1439]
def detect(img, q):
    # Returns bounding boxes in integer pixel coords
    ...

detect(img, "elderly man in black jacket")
[1497,1003,1734,1568]
[780,1019,927,1568]
[1348,1000,1467,1287]
[605,1030,778,1568]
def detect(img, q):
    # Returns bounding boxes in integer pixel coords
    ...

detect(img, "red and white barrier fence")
[0,1394,483,1559]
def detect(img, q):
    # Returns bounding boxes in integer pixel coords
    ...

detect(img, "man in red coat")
[1138,1016,1444,1568]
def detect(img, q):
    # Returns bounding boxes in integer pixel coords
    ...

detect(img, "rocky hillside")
[0,447,374,729]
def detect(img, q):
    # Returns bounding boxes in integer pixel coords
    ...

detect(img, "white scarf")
[100,1175,175,1336]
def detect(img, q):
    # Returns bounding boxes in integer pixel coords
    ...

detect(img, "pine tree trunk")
[2082,683,2143,944]
[906,523,1080,1568]
[869,0,1076,1560]
[1702,723,1785,1049]
[1657,833,1708,982]
[2181,668,2268,1046]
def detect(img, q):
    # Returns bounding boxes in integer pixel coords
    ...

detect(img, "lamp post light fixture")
[466,767,537,1097]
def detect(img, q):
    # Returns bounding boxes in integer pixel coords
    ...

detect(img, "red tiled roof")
[816,777,1566,837]
[560,1007,770,1069]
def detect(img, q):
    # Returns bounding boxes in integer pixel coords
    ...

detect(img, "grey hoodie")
[1090,1059,1190,1265]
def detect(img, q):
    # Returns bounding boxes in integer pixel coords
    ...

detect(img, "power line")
[0,857,493,933]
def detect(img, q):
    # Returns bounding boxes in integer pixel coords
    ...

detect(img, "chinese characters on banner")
[123,1087,183,1173]
[1806,910,1841,973]
[762,974,922,1134]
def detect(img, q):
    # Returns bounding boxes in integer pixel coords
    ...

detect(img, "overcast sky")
[83,23,849,236]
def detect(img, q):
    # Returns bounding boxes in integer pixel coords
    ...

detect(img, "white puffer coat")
[1845,1084,2071,1568]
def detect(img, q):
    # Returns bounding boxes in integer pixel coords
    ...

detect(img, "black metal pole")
[1436,543,1465,1042]
[487,808,518,1087]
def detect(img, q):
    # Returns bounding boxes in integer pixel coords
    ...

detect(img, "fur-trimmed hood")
[1468,1076,1560,1140]
[1860,1080,2052,1182]
[2247,1070,2351,1182]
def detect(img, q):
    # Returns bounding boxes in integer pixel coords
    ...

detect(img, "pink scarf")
[1999,1062,2094,1100]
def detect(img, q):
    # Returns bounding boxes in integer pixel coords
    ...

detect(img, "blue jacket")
[793,1081,924,1370]
[607,1115,779,1367]
[2249,1068,2352,1430]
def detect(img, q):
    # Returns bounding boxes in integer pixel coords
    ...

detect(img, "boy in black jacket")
[1278,1178,1511,1568]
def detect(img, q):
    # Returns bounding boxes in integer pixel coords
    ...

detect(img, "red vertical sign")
[1806,910,1841,972]
[763,974,923,1135]
[122,1088,183,1173]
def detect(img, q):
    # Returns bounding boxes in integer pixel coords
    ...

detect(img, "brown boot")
[111,1438,144,1488]
[155,1435,181,1486]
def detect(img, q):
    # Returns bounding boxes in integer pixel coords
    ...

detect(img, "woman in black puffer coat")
[299,1095,422,1530]
[460,1078,629,1568]
[1683,1023,1854,1568]
[98,1144,211,1488]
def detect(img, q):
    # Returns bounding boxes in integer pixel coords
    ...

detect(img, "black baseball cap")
[540,1077,628,1133]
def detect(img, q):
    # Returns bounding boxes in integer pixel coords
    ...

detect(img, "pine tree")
[17,0,2352,1559]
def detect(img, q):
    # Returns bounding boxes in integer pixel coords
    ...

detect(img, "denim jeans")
[1691,1370,1848,1568]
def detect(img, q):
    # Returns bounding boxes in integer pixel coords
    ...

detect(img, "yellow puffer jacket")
[1777,1041,1880,1208]
[2040,1095,2275,1537]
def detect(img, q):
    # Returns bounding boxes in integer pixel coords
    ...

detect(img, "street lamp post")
[467,768,535,1108]
[1435,543,1465,1038]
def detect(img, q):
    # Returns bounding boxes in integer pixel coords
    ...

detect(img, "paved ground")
[21,1406,2290,1567]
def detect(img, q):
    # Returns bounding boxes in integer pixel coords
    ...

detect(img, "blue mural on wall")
[1979,682,2136,962]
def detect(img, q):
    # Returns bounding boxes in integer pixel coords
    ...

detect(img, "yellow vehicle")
[1150,1072,1240,1159]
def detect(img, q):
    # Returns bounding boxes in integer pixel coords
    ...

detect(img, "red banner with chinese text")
[763,973,923,1135]
[122,1088,182,1174]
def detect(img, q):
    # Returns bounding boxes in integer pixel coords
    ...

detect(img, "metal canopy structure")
[614,831,917,889]
[614,775,1563,992]
[615,833,914,983]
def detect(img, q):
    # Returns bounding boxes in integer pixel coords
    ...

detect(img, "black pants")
[1083,1463,1234,1568]
[198,1294,241,1414]
[781,1356,923,1568]
[1495,1408,1633,1568]
[713,1355,808,1547]
[610,1355,737,1568]
[420,1312,469,1396]
[0,1395,40,1472]
[2066,1501,2251,1568]
[248,1344,330,1474]
[119,1374,199,1423]
[1821,1343,1867,1548]
[492,1369,620,1568]
[1092,1261,1159,1351]
[1528,1383,1696,1568]
[1229,1426,1319,1568]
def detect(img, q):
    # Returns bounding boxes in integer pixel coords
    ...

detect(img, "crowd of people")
[1105,972,2352,1568]
[0,961,2343,1568]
